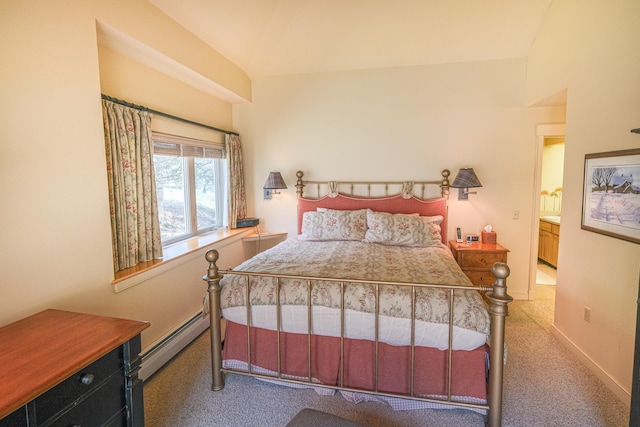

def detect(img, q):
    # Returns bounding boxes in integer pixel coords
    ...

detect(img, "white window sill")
[112,228,250,293]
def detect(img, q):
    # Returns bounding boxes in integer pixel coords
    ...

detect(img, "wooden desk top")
[0,309,149,418]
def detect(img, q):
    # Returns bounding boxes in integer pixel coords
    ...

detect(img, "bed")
[202,170,512,426]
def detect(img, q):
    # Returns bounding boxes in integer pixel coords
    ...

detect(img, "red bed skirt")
[222,321,488,401]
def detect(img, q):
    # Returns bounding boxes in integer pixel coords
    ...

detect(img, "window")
[153,132,228,245]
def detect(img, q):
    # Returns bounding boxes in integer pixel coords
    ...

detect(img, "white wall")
[0,0,250,353]
[234,59,565,302]
[527,0,640,403]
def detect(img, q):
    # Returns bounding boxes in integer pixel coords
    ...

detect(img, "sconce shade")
[263,172,288,190]
[451,168,482,188]
[451,168,482,200]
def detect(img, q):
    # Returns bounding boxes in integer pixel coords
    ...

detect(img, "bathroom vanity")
[538,216,560,267]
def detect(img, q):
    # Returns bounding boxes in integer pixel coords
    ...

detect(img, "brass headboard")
[295,169,451,199]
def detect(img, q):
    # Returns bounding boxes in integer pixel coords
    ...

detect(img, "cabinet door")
[538,230,544,258]
[551,233,559,266]
[539,230,549,262]
[543,231,551,262]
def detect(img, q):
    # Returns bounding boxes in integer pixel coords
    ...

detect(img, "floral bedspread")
[220,239,490,335]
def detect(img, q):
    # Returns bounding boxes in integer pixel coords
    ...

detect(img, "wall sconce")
[450,168,482,200]
[263,172,288,200]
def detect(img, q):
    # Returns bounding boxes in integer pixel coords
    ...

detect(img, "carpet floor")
[144,285,629,426]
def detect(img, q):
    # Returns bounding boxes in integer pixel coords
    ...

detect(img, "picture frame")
[581,148,640,244]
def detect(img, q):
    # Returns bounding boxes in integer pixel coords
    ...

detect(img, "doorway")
[529,124,565,309]
[538,135,564,281]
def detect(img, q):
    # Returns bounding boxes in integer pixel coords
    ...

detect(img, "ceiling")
[149,0,554,79]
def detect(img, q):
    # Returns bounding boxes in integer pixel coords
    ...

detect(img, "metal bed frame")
[203,170,512,426]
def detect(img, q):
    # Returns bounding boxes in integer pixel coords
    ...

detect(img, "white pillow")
[363,210,443,247]
[299,209,367,241]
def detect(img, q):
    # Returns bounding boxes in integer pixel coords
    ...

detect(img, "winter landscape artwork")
[582,148,640,244]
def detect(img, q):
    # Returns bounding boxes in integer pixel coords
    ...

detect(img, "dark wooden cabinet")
[0,310,149,426]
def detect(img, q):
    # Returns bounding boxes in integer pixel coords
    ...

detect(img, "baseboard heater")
[139,311,209,381]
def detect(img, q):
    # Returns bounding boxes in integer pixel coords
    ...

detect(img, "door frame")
[528,123,566,299]
[631,274,640,424]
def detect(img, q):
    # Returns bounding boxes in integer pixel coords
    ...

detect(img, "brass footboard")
[203,250,511,426]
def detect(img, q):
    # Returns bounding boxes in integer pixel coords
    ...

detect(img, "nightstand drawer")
[459,252,506,268]
[464,271,497,286]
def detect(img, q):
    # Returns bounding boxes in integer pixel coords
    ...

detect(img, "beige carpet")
[144,287,629,426]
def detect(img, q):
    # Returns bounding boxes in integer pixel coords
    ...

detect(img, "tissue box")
[482,231,497,245]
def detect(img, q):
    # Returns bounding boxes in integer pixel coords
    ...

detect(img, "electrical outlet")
[584,306,591,323]
[513,210,520,220]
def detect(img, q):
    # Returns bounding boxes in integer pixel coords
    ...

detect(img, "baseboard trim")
[510,291,529,301]
[551,325,631,406]
[139,311,209,381]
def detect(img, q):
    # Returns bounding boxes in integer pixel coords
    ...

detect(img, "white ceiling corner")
[96,20,248,103]
[148,0,554,79]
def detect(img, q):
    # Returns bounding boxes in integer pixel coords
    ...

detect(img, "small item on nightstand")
[482,224,497,245]
[465,234,479,243]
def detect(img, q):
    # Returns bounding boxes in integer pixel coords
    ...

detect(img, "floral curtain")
[102,99,163,272]
[226,134,247,228]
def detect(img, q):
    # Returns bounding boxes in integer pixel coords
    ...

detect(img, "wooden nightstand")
[242,231,287,256]
[449,240,509,300]
[241,231,288,242]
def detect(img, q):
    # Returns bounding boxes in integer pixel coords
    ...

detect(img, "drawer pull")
[80,373,94,385]
[480,258,486,264]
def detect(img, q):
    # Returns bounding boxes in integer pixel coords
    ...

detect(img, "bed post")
[203,249,225,391]
[440,169,451,199]
[486,262,513,427]
[295,170,305,198]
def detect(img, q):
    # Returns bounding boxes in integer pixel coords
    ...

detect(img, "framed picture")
[582,148,640,244]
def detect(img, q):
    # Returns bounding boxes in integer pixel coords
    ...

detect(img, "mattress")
[221,238,489,351]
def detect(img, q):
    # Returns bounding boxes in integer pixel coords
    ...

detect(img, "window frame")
[152,131,228,247]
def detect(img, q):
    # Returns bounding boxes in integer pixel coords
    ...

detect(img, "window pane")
[154,155,187,241]
[194,157,217,230]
